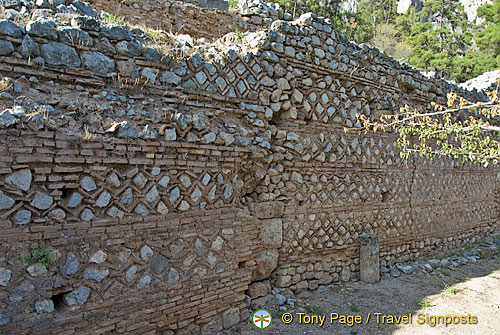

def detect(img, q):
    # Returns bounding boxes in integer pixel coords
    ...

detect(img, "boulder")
[81,51,115,75]
[41,42,81,67]
[26,18,58,40]
[0,20,23,38]
[57,27,93,46]
[252,249,278,281]
[0,40,13,55]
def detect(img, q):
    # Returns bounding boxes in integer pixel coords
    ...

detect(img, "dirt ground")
[237,255,500,335]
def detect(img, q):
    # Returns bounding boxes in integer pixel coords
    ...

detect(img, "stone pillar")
[359,235,379,283]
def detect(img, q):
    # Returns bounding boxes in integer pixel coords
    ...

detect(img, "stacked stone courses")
[0,0,498,333]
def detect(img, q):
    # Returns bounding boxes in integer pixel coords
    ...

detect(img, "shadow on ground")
[234,245,500,335]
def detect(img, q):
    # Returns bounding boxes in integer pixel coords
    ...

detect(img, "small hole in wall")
[61,188,72,200]
[298,200,304,206]
[51,292,66,312]
[238,261,246,269]
[381,192,389,203]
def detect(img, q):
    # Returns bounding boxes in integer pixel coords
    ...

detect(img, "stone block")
[246,281,268,299]
[262,218,282,248]
[252,249,278,281]
[359,235,379,283]
[249,202,285,219]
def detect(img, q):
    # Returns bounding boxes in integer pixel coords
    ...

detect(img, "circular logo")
[252,309,272,329]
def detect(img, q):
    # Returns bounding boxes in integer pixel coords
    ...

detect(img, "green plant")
[229,0,239,9]
[444,284,458,294]
[234,29,249,40]
[442,269,451,277]
[350,305,360,313]
[101,13,125,25]
[418,300,432,308]
[464,243,473,252]
[22,245,54,266]
[305,305,324,314]
[455,276,466,282]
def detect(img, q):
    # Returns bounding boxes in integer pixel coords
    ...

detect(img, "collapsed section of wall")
[0,1,498,333]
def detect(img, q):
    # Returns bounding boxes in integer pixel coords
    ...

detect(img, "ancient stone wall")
[0,0,498,333]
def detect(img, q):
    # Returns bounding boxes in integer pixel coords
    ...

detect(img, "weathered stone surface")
[201,132,216,144]
[83,268,109,282]
[160,71,182,85]
[246,281,268,299]
[81,208,94,221]
[71,15,100,31]
[167,268,179,285]
[140,245,153,261]
[250,294,279,310]
[397,265,413,275]
[96,191,111,207]
[125,265,137,282]
[252,249,278,281]
[60,252,79,276]
[118,121,137,138]
[116,40,142,57]
[30,192,53,210]
[134,204,149,216]
[89,250,107,264]
[0,267,11,286]
[64,287,90,306]
[27,263,47,277]
[250,202,285,219]
[0,19,23,38]
[262,218,282,248]
[150,255,168,275]
[178,200,190,212]
[67,192,83,208]
[440,258,450,268]
[81,52,115,75]
[0,190,14,210]
[81,176,96,192]
[41,42,81,67]
[70,0,96,16]
[0,39,13,55]
[100,24,129,40]
[27,113,44,131]
[200,315,223,335]
[145,186,159,203]
[26,18,57,39]
[164,128,177,141]
[141,67,159,84]
[340,267,351,282]
[6,169,32,191]
[359,235,379,283]
[47,208,65,223]
[222,307,240,329]
[144,47,161,62]
[35,299,54,313]
[116,59,139,78]
[13,210,31,225]
[428,259,440,269]
[0,109,16,128]
[136,275,151,289]
[57,27,93,46]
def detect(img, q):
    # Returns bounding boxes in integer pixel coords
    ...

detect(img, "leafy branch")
[356,87,500,166]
